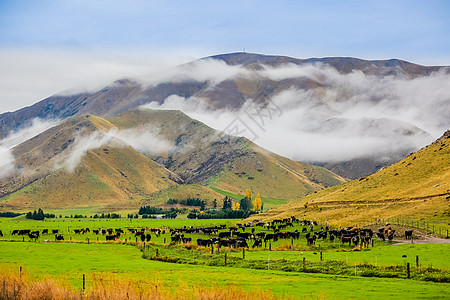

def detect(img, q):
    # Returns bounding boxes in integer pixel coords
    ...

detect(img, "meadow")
[0,217,449,299]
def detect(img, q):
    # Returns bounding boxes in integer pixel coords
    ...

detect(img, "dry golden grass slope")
[0,115,178,211]
[248,131,450,226]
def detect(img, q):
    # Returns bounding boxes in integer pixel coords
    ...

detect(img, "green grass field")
[0,218,449,299]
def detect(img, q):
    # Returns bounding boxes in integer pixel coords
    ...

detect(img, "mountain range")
[1,52,448,179]
[0,52,448,213]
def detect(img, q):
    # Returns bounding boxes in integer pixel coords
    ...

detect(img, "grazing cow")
[306,236,316,246]
[376,232,385,241]
[52,229,59,234]
[106,235,117,241]
[252,238,262,248]
[387,230,395,241]
[197,238,211,247]
[237,232,253,240]
[0,230,3,237]
[341,235,352,246]
[93,230,100,235]
[235,239,248,248]
[146,233,152,242]
[264,233,279,242]
[352,236,359,246]
[42,229,48,234]
[19,229,30,235]
[405,230,413,240]
[55,234,64,241]
[219,231,231,239]
[12,230,19,235]
[171,234,183,243]
[74,229,81,234]
[28,232,39,241]
[140,234,146,242]
[182,237,192,244]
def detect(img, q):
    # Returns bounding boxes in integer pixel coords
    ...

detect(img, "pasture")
[0,217,449,299]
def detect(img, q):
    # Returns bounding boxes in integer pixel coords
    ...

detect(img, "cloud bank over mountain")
[143,60,449,164]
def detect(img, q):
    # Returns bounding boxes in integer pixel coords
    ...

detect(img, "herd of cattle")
[0,216,412,249]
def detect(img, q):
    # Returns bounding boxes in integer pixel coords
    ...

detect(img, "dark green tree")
[239,197,253,211]
[213,199,217,209]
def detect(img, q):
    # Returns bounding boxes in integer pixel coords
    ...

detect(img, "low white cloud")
[142,61,449,164]
[64,127,173,172]
[138,58,248,87]
[0,146,16,179]
[0,118,60,179]
[0,48,195,113]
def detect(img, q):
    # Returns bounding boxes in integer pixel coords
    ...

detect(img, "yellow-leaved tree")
[245,189,252,201]
[254,193,262,211]
[233,202,240,211]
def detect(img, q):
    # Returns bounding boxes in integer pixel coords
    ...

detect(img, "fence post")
[416,255,419,269]
[320,252,323,262]
[269,243,271,251]
[224,253,227,266]
[407,263,410,279]
[156,249,159,257]
[303,257,306,271]
[83,274,85,291]
[242,248,245,259]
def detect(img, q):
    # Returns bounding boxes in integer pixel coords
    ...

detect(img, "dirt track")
[367,224,450,245]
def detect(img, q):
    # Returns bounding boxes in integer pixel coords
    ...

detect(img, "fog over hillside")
[143,58,449,173]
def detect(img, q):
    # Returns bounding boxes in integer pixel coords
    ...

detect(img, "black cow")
[55,234,64,241]
[28,231,39,241]
[252,238,262,248]
[19,229,30,235]
[405,230,413,240]
[219,231,231,239]
[140,234,146,242]
[12,230,19,235]
[182,237,192,243]
[146,233,152,242]
[264,233,278,242]
[197,238,211,247]
[106,235,117,241]
[42,229,48,234]
[235,239,248,248]
[376,232,385,241]
[171,234,184,243]
[52,229,59,234]
[0,230,3,237]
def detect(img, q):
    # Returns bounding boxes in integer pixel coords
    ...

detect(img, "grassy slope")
[249,131,450,225]
[0,115,177,211]
[110,109,346,201]
[2,146,177,210]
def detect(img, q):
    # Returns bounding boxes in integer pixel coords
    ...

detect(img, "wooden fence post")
[407,263,410,279]
[320,252,323,262]
[416,255,419,269]
[83,274,85,291]
[242,248,245,259]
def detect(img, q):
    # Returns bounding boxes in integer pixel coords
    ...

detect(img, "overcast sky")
[0,0,449,113]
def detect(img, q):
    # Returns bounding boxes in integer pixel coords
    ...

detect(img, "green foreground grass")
[1,242,449,299]
[0,218,449,299]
